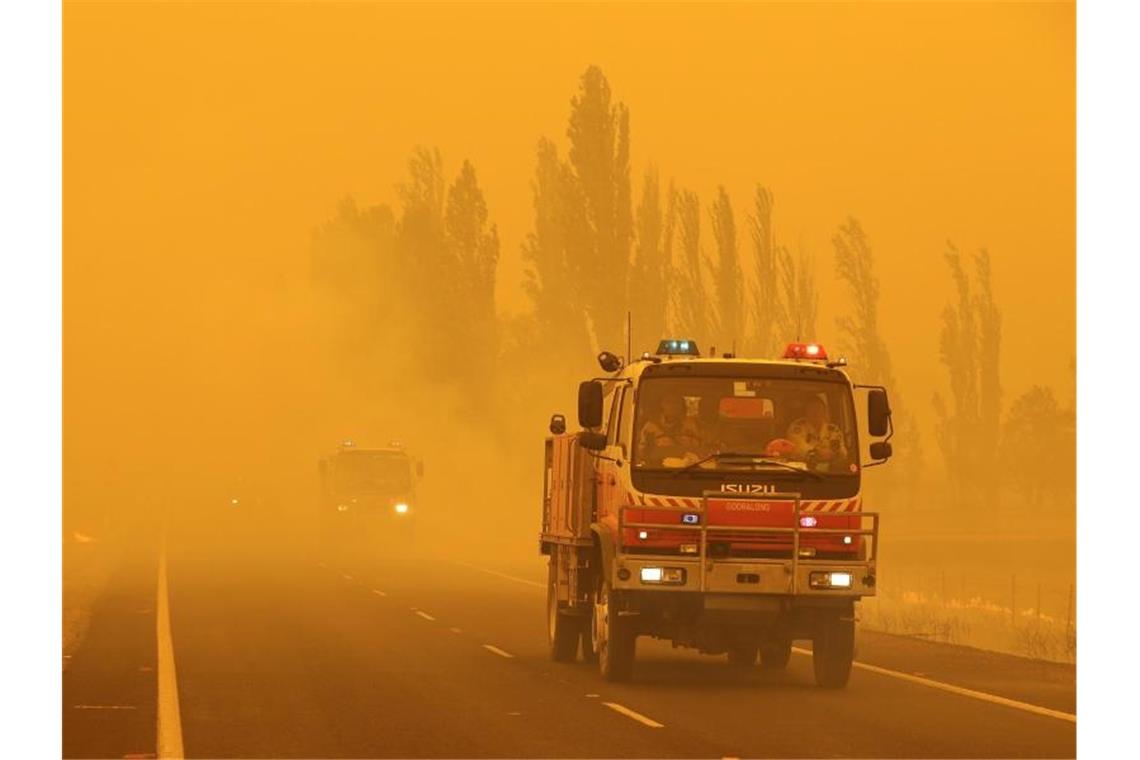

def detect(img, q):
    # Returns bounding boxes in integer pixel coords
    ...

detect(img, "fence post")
[1066,582,1074,655]
[1011,574,1016,627]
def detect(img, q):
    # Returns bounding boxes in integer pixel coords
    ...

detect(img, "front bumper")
[613,555,875,597]
[617,492,878,598]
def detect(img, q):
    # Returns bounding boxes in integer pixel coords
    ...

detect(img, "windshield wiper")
[671,451,823,479]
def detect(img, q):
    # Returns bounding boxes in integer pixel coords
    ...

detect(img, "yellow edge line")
[156,531,185,758]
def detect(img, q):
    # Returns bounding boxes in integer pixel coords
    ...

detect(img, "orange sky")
[65,1,1074,495]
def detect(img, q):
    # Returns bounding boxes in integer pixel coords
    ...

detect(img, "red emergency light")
[783,342,828,361]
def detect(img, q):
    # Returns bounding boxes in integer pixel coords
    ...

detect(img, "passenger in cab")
[786,396,849,469]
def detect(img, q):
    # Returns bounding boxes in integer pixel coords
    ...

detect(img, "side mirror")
[597,351,624,373]
[869,441,893,461]
[549,413,567,435]
[578,431,607,451]
[868,389,892,437]
[578,380,604,428]
[416,460,424,478]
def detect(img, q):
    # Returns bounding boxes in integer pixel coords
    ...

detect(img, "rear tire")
[593,579,635,681]
[813,615,855,688]
[759,638,792,670]
[547,554,580,662]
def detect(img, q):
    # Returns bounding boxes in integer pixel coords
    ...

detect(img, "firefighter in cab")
[786,395,849,471]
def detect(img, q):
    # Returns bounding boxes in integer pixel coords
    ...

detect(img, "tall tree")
[776,244,818,343]
[1000,385,1074,512]
[521,138,591,370]
[833,218,893,385]
[445,160,499,331]
[975,249,1003,488]
[567,66,633,351]
[310,197,399,368]
[670,189,709,342]
[710,185,742,351]
[444,160,500,400]
[630,167,668,352]
[832,217,924,508]
[748,185,782,357]
[395,147,451,369]
[932,242,1002,510]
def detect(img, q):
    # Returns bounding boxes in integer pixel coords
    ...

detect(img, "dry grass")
[860,587,1075,663]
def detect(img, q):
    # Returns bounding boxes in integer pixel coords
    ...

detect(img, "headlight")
[640,567,685,585]
[394,503,410,514]
[809,571,853,589]
[336,504,349,512]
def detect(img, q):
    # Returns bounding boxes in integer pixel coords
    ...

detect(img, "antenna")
[626,310,632,365]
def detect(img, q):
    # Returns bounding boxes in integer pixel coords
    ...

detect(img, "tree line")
[310,65,1073,515]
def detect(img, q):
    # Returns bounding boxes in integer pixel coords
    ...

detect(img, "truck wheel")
[813,615,855,688]
[592,579,635,681]
[727,643,758,667]
[580,627,598,663]
[547,556,580,662]
[759,638,792,670]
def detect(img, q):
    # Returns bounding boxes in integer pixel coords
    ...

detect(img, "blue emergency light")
[656,339,700,357]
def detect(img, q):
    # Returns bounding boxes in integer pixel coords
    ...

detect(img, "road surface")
[63,512,1076,758]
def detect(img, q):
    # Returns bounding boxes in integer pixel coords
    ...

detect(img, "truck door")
[598,386,628,520]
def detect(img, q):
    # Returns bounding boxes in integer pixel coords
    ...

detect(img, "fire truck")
[318,440,423,538]
[540,340,893,687]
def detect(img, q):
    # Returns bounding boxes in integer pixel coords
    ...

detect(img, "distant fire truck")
[540,340,893,687]
[319,440,423,537]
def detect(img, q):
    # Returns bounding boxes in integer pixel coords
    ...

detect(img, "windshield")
[334,451,412,493]
[632,375,857,475]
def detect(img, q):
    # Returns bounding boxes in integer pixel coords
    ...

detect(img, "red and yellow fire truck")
[540,339,893,687]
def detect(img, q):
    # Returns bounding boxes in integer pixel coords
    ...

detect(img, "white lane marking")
[585,693,599,698]
[602,701,665,728]
[482,644,515,658]
[414,610,436,621]
[450,627,463,634]
[790,647,1076,723]
[451,560,544,589]
[341,573,354,581]
[371,589,387,597]
[156,531,185,759]
[73,704,138,710]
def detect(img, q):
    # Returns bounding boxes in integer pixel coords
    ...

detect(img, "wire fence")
[859,570,1075,664]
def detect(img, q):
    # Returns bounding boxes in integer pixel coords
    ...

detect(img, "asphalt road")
[63,511,1076,758]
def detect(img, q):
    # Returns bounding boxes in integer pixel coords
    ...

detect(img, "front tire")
[547,554,580,662]
[759,638,792,670]
[813,615,855,688]
[592,579,635,681]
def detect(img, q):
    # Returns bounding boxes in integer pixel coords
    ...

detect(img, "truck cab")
[319,441,423,538]
[540,340,893,687]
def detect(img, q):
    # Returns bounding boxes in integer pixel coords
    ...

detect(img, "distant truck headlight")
[336,503,349,512]
[810,571,853,589]
[394,503,410,515]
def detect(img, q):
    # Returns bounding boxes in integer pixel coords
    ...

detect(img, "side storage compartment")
[544,433,594,541]
[542,433,597,664]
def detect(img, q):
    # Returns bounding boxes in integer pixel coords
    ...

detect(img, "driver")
[786,396,848,467]
[638,393,702,460]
